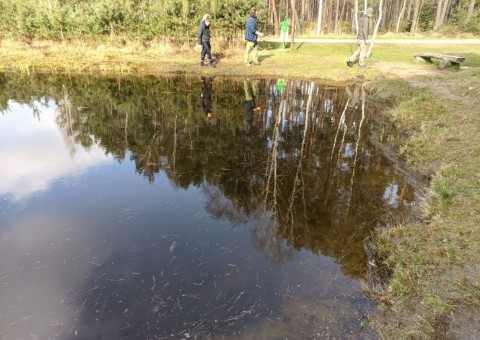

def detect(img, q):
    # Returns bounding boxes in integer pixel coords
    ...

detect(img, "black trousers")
[201,42,213,63]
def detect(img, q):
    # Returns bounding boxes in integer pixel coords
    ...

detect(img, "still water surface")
[0,74,416,339]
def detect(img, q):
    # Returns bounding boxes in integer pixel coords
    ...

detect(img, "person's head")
[203,14,211,26]
[366,7,374,17]
[250,8,257,18]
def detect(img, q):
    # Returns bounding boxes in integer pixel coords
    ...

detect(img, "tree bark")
[354,0,359,34]
[410,0,423,34]
[465,0,477,24]
[271,0,279,35]
[334,0,340,33]
[316,0,324,34]
[434,0,450,30]
[290,0,296,49]
[396,0,407,32]
[368,0,383,58]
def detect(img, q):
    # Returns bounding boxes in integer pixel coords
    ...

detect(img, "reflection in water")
[200,76,213,118]
[0,73,417,338]
[0,101,110,201]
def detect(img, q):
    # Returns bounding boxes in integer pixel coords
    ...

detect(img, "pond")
[0,74,417,339]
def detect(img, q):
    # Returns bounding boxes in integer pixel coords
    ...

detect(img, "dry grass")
[368,68,480,338]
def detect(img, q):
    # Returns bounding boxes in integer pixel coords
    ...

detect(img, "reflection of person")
[200,76,213,118]
[345,82,366,110]
[280,17,289,49]
[347,7,374,69]
[244,8,264,67]
[277,79,285,94]
[243,79,261,123]
[197,14,215,67]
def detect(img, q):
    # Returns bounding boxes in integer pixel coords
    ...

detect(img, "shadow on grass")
[259,41,307,51]
[259,53,274,63]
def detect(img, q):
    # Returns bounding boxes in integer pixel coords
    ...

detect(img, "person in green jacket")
[347,8,374,69]
[280,17,289,49]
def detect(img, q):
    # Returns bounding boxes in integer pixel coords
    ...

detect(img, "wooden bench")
[414,53,465,69]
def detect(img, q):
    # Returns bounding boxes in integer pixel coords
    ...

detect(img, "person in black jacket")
[200,76,213,118]
[197,14,215,67]
[347,8,374,69]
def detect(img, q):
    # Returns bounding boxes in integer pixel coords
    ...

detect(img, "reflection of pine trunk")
[63,85,73,136]
[324,96,349,204]
[287,82,315,232]
[60,85,76,156]
[124,112,128,147]
[346,86,366,213]
[330,98,349,162]
[173,115,177,175]
[264,93,283,212]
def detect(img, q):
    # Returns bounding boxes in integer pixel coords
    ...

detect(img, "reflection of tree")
[0,73,415,279]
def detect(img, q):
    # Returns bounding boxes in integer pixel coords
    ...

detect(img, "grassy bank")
[1,38,479,81]
[368,69,480,338]
[1,37,480,338]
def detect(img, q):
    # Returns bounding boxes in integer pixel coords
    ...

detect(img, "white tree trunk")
[367,0,383,58]
[396,0,407,33]
[316,0,324,35]
[355,0,359,35]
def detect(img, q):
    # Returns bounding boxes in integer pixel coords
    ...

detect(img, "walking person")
[198,14,215,67]
[347,8,374,69]
[244,8,264,67]
[280,17,289,49]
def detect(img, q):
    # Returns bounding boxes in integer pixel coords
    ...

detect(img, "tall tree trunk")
[290,0,296,49]
[354,0,359,34]
[301,0,306,22]
[340,0,347,27]
[368,0,383,57]
[334,0,340,33]
[434,0,449,30]
[410,0,423,34]
[316,0,324,34]
[407,0,414,20]
[271,0,279,35]
[465,0,477,24]
[396,0,407,32]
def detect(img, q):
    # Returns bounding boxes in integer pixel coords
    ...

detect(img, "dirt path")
[375,61,476,107]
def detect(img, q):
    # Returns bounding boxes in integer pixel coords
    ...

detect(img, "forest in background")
[0,0,478,45]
